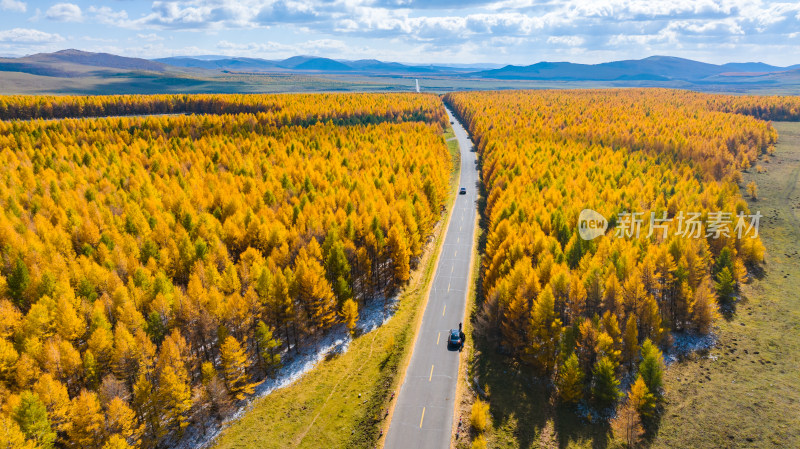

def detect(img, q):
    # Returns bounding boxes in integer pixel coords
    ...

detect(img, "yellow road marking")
[429,365,434,381]
[448,282,451,291]
[437,332,440,345]
[419,407,425,428]
[454,250,457,257]
[442,304,446,316]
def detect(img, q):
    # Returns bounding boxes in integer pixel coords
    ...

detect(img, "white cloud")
[608,33,668,46]
[0,27,64,43]
[667,18,744,35]
[547,35,586,47]
[0,0,795,64]
[137,33,164,42]
[0,0,25,13]
[216,40,295,53]
[89,6,129,26]
[46,3,82,22]
[303,38,348,52]
[215,38,349,57]
[133,0,257,29]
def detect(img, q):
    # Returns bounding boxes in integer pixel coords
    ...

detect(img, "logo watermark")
[578,209,761,241]
[578,209,608,240]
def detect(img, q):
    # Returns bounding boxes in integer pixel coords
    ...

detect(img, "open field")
[652,122,800,448]
[211,125,462,449]
[0,71,372,95]
[2,68,799,96]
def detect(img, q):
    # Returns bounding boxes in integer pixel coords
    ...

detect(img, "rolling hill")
[0,49,798,94]
[157,55,449,74]
[473,55,800,82]
[8,50,797,82]
[0,49,168,77]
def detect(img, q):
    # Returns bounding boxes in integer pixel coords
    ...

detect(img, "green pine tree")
[12,391,56,449]
[556,353,584,403]
[526,286,562,376]
[592,356,621,409]
[255,321,282,374]
[638,338,664,397]
[714,267,736,305]
[7,257,30,309]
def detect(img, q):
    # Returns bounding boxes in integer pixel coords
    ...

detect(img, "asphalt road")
[384,106,478,449]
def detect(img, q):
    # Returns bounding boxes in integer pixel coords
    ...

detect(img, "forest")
[443,89,795,434]
[0,93,448,125]
[3,89,800,449]
[0,94,451,449]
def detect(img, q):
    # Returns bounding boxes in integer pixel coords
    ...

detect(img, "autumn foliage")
[0,93,450,448]
[445,88,776,409]
[0,93,448,125]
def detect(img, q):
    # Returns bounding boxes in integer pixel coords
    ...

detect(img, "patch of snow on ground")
[665,331,718,365]
[576,401,616,422]
[572,331,718,423]
[177,296,400,449]
[357,296,398,333]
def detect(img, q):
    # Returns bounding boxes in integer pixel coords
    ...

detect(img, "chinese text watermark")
[578,209,761,241]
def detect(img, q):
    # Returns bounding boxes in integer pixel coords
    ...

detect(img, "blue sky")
[0,0,798,65]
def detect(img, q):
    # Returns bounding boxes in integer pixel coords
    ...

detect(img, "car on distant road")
[447,329,463,349]
[459,187,467,195]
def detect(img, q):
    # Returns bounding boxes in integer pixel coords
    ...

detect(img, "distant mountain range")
[474,55,800,81]
[0,49,798,95]
[0,49,167,78]
[154,54,800,81]
[153,54,493,74]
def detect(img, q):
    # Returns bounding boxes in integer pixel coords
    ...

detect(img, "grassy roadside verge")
[211,124,462,449]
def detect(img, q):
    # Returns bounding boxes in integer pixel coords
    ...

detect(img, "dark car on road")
[448,329,463,349]
[459,187,467,195]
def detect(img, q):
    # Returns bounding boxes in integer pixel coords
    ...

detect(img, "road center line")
[419,407,425,428]
[437,332,440,345]
[442,304,446,316]
[429,365,434,381]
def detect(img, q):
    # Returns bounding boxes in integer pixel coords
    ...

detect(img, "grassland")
[0,70,369,95]
[3,68,799,95]
[211,125,461,449]
[652,121,800,448]
[453,122,800,449]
